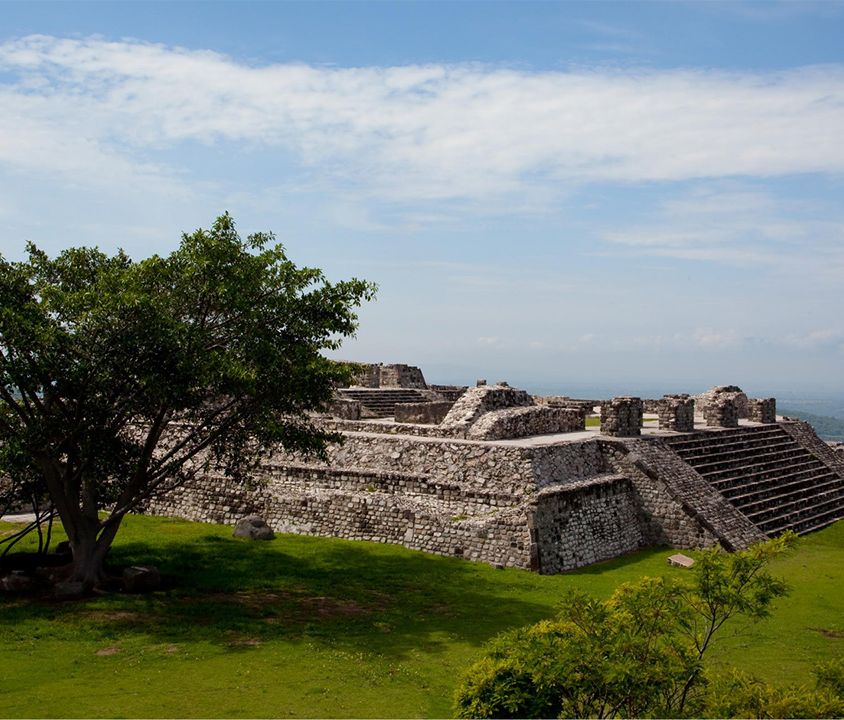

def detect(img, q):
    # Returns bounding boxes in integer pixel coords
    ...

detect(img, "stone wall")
[747,398,776,424]
[440,384,533,429]
[146,464,535,568]
[704,398,739,428]
[532,476,645,573]
[467,405,585,440]
[350,363,427,389]
[394,401,454,425]
[657,396,695,432]
[428,385,468,402]
[695,385,749,419]
[600,397,643,437]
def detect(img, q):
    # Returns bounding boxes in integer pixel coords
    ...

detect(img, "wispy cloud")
[601,182,844,277]
[2,35,844,204]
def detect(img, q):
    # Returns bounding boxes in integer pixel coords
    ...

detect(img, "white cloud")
[601,182,844,277]
[2,35,844,202]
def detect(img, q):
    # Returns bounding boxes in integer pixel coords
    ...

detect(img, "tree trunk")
[67,514,124,589]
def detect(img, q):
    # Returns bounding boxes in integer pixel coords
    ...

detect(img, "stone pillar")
[600,397,643,437]
[703,397,739,428]
[657,395,695,432]
[747,398,776,424]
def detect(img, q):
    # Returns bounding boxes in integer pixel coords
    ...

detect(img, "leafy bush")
[455,535,796,718]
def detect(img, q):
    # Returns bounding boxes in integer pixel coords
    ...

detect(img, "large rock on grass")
[233,515,275,540]
[122,565,161,593]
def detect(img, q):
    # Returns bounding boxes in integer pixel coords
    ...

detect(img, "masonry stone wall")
[601,397,643,437]
[747,398,776,424]
[704,398,739,428]
[695,386,749,419]
[467,405,585,440]
[350,363,427,389]
[657,396,695,432]
[146,465,535,568]
[532,476,645,573]
[394,401,454,425]
[440,384,533,429]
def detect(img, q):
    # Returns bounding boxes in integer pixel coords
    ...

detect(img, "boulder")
[0,571,34,592]
[233,515,275,540]
[54,580,86,599]
[122,565,161,593]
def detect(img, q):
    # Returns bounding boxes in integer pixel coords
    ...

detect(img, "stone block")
[600,397,643,437]
[704,398,739,428]
[657,396,695,432]
[395,401,454,425]
[667,553,695,568]
[747,398,776,424]
[233,515,275,540]
[123,565,161,593]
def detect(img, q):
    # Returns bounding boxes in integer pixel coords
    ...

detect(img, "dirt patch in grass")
[207,589,373,619]
[86,610,144,623]
[95,646,121,656]
[810,627,844,638]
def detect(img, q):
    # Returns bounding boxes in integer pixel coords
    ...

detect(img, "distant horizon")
[2,1,843,391]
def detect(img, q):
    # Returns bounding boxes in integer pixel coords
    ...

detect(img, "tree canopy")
[0,213,375,587]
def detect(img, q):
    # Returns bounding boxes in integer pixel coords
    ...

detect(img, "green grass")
[0,515,842,718]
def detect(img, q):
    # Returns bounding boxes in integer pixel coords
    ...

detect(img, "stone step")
[741,480,844,519]
[665,426,783,451]
[690,447,812,475]
[705,456,825,485]
[337,388,429,418]
[671,431,794,456]
[721,468,839,503]
[767,508,844,537]
[678,437,798,463]
[757,498,844,537]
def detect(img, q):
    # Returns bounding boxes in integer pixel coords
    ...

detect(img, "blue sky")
[1,1,843,395]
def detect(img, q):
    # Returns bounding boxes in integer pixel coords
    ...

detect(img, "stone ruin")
[143,367,844,575]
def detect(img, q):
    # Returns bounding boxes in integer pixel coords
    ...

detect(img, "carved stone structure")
[657,395,695,432]
[600,397,643,437]
[704,397,739,428]
[747,398,776,424]
[142,366,844,574]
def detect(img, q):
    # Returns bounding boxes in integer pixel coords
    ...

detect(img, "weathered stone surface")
[747,397,776,424]
[695,385,749,419]
[657,396,695,432]
[328,398,361,420]
[440,384,533,429]
[704,398,739,428]
[233,515,275,540]
[601,397,643,437]
[349,363,427,389]
[394,401,454,425]
[467,405,585,440]
[122,565,161,593]
[667,553,695,568]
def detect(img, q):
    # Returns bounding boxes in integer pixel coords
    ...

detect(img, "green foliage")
[706,667,844,719]
[0,214,375,583]
[454,535,796,718]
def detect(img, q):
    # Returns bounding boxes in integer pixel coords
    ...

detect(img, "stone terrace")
[143,367,844,573]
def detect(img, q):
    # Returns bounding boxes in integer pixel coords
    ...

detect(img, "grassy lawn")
[0,515,842,718]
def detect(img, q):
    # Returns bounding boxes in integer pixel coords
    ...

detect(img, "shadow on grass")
[0,527,557,660]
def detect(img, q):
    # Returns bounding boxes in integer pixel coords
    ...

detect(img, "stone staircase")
[663,425,844,537]
[337,388,429,418]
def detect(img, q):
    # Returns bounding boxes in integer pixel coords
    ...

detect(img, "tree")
[0,213,375,588]
[454,534,795,719]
